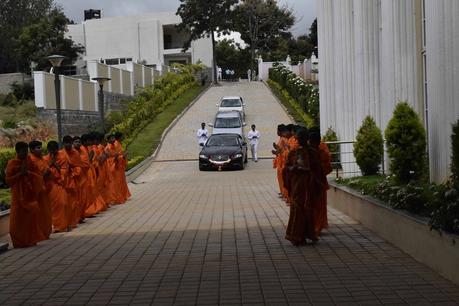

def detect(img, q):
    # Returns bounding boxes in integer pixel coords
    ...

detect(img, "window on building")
[164,34,172,49]
[105,58,119,65]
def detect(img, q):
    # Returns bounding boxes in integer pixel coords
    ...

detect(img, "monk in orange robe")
[283,124,300,204]
[6,142,45,247]
[62,135,83,228]
[285,128,327,245]
[94,133,114,207]
[104,134,119,205]
[309,128,333,235]
[28,140,52,239]
[44,141,71,232]
[272,124,289,199]
[113,132,131,203]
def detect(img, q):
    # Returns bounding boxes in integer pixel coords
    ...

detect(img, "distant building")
[66,11,212,74]
[317,0,459,183]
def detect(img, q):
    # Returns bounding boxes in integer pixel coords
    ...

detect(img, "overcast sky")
[55,0,316,37]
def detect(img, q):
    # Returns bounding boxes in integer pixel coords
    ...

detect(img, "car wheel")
[244,155,248,163]
[199,164,206,171]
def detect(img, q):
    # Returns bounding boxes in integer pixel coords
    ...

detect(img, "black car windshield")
[207,136,239,147]
[221,99,241,107]
[214,117,241,128]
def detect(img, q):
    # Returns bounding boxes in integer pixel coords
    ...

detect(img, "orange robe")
[283,136,299,203]
[28,154,52,239]
[274,137,288,198]
[6,158,45,247]
[316,142,333,234]
[76,146,97,218]
[113,140,131,204]
[96,144,114,206]
[44,151,71,232]
[284,146,327,244]
[103,144,119,205]
[88,145,107,213]
[63,148,83,228]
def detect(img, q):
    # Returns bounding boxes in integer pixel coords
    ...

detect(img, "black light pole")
[46,55,66,143]
[92,77,111,134]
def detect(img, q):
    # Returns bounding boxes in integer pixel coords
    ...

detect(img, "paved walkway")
[0,82,458,305]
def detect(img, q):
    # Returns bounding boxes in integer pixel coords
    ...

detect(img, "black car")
[199,133,248,171]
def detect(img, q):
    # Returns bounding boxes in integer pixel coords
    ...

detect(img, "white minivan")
[209,111,246,137]
[217,96,245,119]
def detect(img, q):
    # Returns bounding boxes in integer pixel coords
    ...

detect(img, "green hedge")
[267,79,314,127]
[268,63,319,125]
[111,71,197,146]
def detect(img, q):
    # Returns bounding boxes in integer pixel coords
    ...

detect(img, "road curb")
[126,84,212,182]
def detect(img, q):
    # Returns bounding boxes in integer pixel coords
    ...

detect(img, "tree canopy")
[176,0,238,82]
[16,9,84,72]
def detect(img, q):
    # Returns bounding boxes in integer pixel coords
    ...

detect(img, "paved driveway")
[0,82,458,305]
[156,82,292,160]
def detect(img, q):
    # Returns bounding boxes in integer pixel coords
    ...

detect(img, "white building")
[317,0,459,183]
[67,11,213,73]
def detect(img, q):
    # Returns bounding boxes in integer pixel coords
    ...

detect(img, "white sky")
[55,0,316,37]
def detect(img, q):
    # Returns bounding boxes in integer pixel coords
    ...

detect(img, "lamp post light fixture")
[92,77,111,134]
[46,54,66,143]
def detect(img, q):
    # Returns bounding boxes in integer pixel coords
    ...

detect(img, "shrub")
[451,120,459,186]
[427,183,459,234]
[0,148,15,188]
[385,102,427,183]
[106,111,124,132]
[353,116,384,176]
[322,127,341,169]
[10,82,34,100]
[127,155,145,170]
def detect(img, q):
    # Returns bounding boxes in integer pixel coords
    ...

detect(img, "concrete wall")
[0,73,31,95]
[328,182,459,286]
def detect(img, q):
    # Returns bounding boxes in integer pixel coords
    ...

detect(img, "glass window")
[220,99,242,107]
[207,136,239,147]
[105,58,119,65]
[120,58,126,64]
[214,117,241,128]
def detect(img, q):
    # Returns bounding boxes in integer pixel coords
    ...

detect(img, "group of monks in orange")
[272,124,332,245]
[5,132,131,248]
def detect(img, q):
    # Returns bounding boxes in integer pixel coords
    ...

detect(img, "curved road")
[0,82,457,305]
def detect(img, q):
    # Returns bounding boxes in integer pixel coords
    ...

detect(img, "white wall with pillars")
[317,0,459,182]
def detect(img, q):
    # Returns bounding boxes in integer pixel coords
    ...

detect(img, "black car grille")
[210,155,229,161]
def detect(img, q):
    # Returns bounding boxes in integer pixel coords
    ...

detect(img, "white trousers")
[250,143,258,161]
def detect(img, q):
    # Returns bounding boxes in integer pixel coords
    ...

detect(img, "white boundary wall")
[258,55,318,82]
[35,62,168,112]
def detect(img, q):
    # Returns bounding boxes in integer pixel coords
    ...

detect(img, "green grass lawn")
[126,84,206,168]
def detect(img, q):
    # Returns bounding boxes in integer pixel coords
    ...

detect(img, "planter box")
[328,182,459,286]
[0,209,9,238]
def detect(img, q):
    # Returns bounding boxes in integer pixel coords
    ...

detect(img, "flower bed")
[268,63,319,125]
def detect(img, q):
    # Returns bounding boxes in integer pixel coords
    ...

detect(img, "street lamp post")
[46,55,66,143]
[91,77,111,134]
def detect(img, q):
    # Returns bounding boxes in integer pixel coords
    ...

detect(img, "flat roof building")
[67,11,212,73]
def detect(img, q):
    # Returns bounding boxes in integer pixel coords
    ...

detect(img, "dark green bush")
[323,127,341,169]
[10,82,34,100]
[427,183,459,234]
[385,102,427,183]
[451,120,459,187]
[354,116,384,176]
[106,111,124,132]
[0,148,15,188]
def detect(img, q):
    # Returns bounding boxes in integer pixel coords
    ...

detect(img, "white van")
[209,111,246,136]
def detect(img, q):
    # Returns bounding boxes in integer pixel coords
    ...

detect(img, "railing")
[324,140,386,178]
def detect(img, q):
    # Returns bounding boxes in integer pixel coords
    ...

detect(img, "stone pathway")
[0,82,458,305]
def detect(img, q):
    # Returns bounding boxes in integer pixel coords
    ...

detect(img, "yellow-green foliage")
[267,79,314,128]
[354,116,384,176]
[111,71,197,146]
[0,148,15,186]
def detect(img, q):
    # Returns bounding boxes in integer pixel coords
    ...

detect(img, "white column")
[78,79,84,110]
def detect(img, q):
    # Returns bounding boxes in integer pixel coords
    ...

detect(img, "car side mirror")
[242,142,247,146]
[208,123,213,127]
[199,143,204,147]
[243,123,247,126]
[216,103,219,107]
[242,103,246,106]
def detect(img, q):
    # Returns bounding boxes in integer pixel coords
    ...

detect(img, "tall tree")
[0,0,54,72]
[234,0,295,73]
[16,8,84,72]
[176,0,238,83]
[308,18,317,54]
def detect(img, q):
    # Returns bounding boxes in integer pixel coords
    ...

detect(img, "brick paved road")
[0,82,458,305]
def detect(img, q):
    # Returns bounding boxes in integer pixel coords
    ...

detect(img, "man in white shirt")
[197,122,209,147]
[247,124,261,162]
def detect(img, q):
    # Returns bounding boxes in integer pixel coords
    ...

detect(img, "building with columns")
[317,0,459,183]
